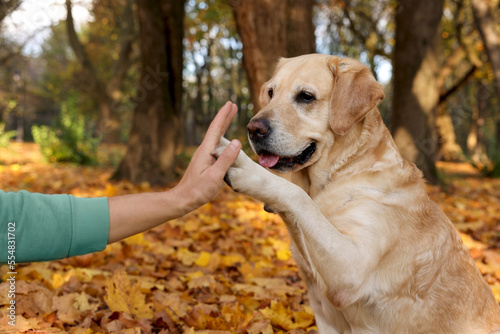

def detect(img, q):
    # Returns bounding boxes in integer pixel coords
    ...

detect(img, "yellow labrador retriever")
[217,54,500,333]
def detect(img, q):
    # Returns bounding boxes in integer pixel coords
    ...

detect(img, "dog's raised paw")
[223,173,234,189]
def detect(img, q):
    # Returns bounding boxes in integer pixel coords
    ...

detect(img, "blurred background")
[1,2,500,331]
[0,0,499,184]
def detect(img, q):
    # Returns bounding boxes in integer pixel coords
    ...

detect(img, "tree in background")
[230,0,316,111]
[437,0,500,175]
[470,0,500,175]
[316,0,393,81]
[471,0,500,98]
[0,0,23,124]
[390,0,444,183]
[113,0,185,184]
[183,0,251,145]
[65,0,137,142]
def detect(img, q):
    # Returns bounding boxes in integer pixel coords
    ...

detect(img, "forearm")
[107,187,190,244]
[0,190,109,263]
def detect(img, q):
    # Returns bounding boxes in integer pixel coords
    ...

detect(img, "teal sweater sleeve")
[0,190,109,263]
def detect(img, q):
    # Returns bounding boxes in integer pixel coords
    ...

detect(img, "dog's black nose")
[247,119,271,140]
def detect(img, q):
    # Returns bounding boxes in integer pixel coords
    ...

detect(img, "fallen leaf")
[104,268,154,319]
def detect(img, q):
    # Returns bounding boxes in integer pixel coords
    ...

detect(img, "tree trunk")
[390,0,443,183]
[471,0,500,98]
[231,0,315,112]
[286,0,316,58]
[113,0,185,184]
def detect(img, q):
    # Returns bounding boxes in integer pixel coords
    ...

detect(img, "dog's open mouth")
[258,142,316,170]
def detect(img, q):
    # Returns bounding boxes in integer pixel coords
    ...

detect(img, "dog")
[216,54,500,333]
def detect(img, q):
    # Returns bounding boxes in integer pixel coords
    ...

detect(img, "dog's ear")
[328,58,385,135]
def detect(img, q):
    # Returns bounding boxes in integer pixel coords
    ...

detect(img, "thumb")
[211,139,241,179]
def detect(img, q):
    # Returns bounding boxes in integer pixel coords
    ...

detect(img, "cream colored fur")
[218,54,500,333]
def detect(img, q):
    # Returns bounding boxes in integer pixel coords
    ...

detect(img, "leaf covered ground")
[0,143,499,333]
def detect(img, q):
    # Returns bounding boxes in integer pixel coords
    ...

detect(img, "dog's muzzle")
[247,119,316,171]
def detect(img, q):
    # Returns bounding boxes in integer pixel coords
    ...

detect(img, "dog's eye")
[296,91,315,103]
[268,89,273,100]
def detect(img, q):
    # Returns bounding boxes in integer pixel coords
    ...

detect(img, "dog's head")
[247,54,385,172]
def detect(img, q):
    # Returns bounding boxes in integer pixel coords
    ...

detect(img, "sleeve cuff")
[68,196,109,257]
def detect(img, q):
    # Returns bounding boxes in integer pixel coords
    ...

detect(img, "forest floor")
[0,142,499,333]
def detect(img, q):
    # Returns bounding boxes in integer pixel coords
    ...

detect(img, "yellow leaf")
[260,300,314,330]
[184,270,204,281]
[184,219,200,232]
[239,262,254,279]
[104,268,153,319]
[123,233,148,246]
[73,268,109,283]
[221,304,253,329]
[221,254,246,266]
[276,248,291,261]
[104,183,117,197]
[52,273,66,289]
[261,246,274,257]
[490,282,500,303]
[77,329,94,334]
[176,248,199,266]
[74,292,94,312]
[195,251,211,267]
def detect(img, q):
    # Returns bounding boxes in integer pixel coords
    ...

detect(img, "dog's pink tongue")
[258,153,280,168]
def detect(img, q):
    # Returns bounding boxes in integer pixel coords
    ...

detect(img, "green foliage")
[0,122,16,148]
[32,98,100,165]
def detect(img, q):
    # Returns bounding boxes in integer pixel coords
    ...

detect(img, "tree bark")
[113,0,185,184]
[390,0,443,183]
[231,0,315,112]
[471,0,500,98]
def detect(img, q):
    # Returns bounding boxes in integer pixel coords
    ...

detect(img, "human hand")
[174,101,241,214]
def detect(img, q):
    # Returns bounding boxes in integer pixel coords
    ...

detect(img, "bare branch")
[109,0,136,96]
[439,64,477,105]
[437,46,467,89]
[65,0,110,107]
[342,0,391,58]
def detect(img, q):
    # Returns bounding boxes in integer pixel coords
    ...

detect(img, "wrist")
[170,183,196,217]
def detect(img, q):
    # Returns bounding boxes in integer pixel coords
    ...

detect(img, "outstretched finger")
[203,102,237,150]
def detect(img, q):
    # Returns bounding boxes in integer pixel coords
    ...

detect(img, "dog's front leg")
[216,138,376,310]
